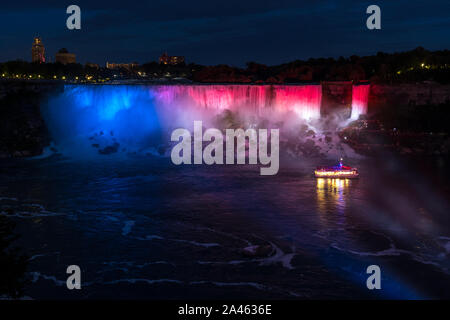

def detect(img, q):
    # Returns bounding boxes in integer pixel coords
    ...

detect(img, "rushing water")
[1,154,450,299]
[351,84,370,120]
[41,84,367,157]
[1,84,449,300]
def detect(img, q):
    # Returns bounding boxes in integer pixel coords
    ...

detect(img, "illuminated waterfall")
[350,84,370,120]
[153,84,322,119]
[42,85,161,156]
[42,84,330,155]
[272,85,322,119]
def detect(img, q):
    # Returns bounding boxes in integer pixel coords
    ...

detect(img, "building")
[106,62,139,71]
[85,62,100,69]
[159,52,185,65]
[55,48,76,65]
[31,37,45,63]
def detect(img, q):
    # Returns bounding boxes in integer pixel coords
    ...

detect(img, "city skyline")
[1,0,450,305]
[0,0,449,66]
[26,36,185,67]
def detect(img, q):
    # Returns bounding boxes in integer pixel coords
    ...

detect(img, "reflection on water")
[1,156,450,299]
[316,178,351,215]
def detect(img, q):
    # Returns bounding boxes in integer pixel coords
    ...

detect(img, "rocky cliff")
[0,81,62,158]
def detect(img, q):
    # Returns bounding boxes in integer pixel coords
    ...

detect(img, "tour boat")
[314,159,359,179]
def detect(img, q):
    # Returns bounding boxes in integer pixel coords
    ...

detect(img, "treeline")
[0,59,197,82]
[1,47,450,84]
[0,60,111,81]
[192,47,450,84]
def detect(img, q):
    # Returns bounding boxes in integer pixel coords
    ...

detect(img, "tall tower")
[31,37,45,63]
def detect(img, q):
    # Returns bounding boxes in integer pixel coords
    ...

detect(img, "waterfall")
[153,84,322,119]
[272,85,322,119]
[42,85,161,156]
[350,84,370,120]
[41,84,341,156]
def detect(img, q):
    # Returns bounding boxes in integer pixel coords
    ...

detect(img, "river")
[1,153,449,299]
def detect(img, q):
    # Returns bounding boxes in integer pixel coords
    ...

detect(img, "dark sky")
[1,0,449,66]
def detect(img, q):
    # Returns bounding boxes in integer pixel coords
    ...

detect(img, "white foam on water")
[121,220,135,236]
[29,272,68,287]
[171,238,220,248]
[190,280,267,290]
[135,235,165,241]
[28,143,59,160]
[0,208,63,218]
[103,278,183,285]
[259,241,295,270]
[0,199,63,218]
[198,241,295,270]
[197,226,253,246]
[29,252,60,261]
[331,243,449,274]
[102,260,175,271]
[133,233,220,248]
[0,295,33,300]
[0,197,18,201]
[29,271,96,287]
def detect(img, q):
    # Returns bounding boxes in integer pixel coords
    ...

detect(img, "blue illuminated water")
[42,85,165,157]
[0,85,449,299]
[1,154,450,299]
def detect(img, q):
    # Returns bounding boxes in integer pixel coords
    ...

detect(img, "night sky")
[0,0,449,66]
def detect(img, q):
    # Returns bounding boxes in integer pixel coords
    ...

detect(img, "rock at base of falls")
[0,89,50,158]
[241,245,273,258]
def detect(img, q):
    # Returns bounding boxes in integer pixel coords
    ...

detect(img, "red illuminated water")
[153,85,323,119]
[351,85,370,119]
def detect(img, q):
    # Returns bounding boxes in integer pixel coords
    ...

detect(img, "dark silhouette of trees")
[1,47,450,83]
